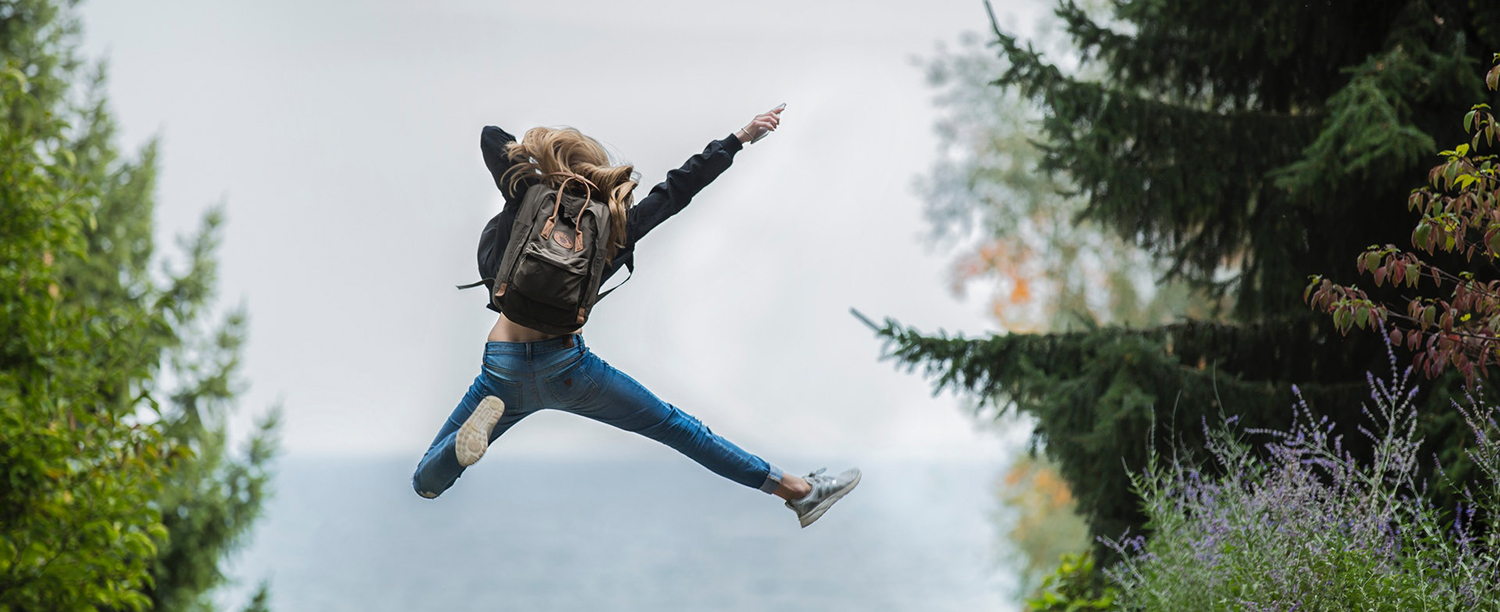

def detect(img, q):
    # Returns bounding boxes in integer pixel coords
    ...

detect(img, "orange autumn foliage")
[999,455,1092,595]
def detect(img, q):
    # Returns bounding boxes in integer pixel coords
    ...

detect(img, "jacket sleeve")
[478,125,527,313]
[619,133,743,255]
[481,125,531,202]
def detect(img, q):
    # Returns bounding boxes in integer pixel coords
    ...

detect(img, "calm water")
[220,456,1013,611]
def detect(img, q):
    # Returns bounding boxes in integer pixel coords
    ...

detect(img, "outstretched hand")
[736,105,784,144]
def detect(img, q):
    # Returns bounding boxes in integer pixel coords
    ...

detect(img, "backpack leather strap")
[540,171,598,246]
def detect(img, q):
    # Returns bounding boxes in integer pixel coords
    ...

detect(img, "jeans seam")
[689,414,770,491]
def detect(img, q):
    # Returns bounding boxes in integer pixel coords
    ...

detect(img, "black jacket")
[475,126,743,313]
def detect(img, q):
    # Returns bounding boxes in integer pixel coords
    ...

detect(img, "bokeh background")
[20,0,1500,610]
[80,0,1038,464]
[74,1,1055,610]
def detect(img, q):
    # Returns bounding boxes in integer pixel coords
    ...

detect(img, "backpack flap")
[462,171,622,333]
[494,174,615,333]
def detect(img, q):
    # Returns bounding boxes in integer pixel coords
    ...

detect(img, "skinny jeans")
[412,335,783,498]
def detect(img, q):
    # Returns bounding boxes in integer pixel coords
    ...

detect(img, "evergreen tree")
[870,0,1500,551]
[919,20,1216,589]
[919,25,1214,333]
[0,0,278,609]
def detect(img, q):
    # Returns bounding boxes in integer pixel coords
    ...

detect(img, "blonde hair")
[502,127,637,259]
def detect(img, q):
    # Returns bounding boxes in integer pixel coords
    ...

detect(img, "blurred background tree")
[878,0,1500,559]
[0,0,278,610]
[916,5,1212,596]
[993,455,1090,596]
[917,19,1216,334]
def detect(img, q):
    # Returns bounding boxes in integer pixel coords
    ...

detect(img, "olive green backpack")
[463,172,625,334]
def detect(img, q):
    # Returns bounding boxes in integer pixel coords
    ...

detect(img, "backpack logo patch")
[552,231,574,249]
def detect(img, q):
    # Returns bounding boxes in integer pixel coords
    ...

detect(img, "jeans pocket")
[540,354,601,407]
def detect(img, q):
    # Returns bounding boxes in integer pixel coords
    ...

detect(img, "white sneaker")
[455,396,505,467]
[786,467,861,528]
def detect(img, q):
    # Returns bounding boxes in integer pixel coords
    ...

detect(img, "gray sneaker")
[455,396,505,467]
[786,467,861,528]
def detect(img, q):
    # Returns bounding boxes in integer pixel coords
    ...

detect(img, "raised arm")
[616,106,783,258]
[621,135,741,247]
[480,125,530,202]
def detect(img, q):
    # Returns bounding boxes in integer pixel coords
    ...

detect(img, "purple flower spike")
[1101,358,1500,608]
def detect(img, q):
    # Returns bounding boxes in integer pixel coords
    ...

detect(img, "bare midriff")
[487,313,580,343]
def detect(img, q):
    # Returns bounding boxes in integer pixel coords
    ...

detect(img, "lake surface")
[220,456,1015,611]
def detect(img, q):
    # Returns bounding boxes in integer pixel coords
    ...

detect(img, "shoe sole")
[455,396,505,467]
[799,471,861,528]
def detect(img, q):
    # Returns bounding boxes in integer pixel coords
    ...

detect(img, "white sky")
[78,0,1050,464]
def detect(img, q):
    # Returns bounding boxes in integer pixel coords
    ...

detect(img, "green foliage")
[146,400,279,612]
[917,17,1216,333]
[862,312,1387,550]
[1025,552,1118,612]
[0,1,277,610]
[978,0,1495,316]
[1309,57,1500,383]
[1104,355,1500,610]
[875,0,1500,556]
[0,3,166,609]
[237,583,270,612]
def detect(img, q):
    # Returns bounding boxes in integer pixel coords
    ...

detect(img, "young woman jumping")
[411,106,860,528]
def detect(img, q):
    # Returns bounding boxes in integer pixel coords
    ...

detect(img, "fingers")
[741,106,785,143]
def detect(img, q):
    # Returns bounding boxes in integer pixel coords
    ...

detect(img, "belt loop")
[525,342,533,362]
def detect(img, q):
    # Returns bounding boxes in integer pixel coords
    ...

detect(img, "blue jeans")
[412,335,783,498]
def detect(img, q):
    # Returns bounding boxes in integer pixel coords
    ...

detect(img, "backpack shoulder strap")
[457,180,557,291]
[595,257,633,302]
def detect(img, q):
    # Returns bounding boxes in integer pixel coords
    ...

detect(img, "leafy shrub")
[1307,54,1500,382]
[1025,552,1118,612]
[1,2,278,609]
[1102,339,1500,610]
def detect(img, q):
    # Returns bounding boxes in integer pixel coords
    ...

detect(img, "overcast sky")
[77,0,1051,465]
